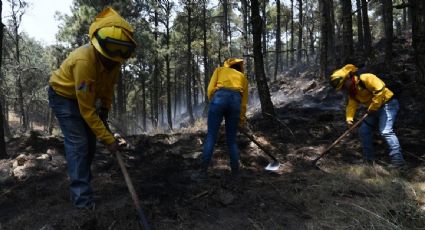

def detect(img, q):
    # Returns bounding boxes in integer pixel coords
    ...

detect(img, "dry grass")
[289,165,425,229]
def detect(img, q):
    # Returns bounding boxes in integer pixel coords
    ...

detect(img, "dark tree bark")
[141,71,147,131]
[153,4,160,128]
[411,0,425,83]
[356,0,364,51]
[382,0,393,64]
[274,0,282,81]
[362,0,372,57]
[402,0,407,30]
[297,0,303,62]
[202,0,209,104]
[251,0,275,118]
[0,0,6,158]
[241,0,252,80]
[9,0,28,132]
[320,0,331,78]
[160,0,173,130]
[222,0,229,51]
[328,0,336,66]
[341,0,354,63]
[0,101,5,158]
[186,1,195,124]
[290,0,295,65]
[261,0,269,77]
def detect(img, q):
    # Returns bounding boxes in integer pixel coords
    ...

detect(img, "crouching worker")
[195,58,248,180]
[329,64,405,168]
[48,7,137,209]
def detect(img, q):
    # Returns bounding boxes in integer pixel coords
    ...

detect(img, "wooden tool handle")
[312,113,368,165]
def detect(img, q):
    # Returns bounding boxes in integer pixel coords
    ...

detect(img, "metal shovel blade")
[265,161,280,171]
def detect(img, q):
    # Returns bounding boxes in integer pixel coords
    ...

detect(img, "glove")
[114,133,127,147]
[367,109,377,115]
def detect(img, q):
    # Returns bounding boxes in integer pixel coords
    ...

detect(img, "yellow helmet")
[329,64,358,90]
[91,26,136,63]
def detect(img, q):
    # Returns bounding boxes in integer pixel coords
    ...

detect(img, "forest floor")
[1,37,425,230]
[1,70,425,230]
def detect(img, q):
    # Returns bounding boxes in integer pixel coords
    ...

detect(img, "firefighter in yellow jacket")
[198,58,248,179]
[330,64,405,167]
[48,7,137,209]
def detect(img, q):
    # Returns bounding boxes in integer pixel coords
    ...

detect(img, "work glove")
[114,133,128,147]
[367,109,377,115]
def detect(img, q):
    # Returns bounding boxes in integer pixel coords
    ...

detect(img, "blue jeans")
[202,89,242,169]
[48,87,96,208]
[358,98,405,165]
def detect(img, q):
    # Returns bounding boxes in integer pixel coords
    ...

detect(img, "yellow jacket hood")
[88,7,134,40]
[223,58,244,73]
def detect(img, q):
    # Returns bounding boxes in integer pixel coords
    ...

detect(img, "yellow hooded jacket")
[346,73,394,122]
[49,7,133,145]
[207,58,248,124]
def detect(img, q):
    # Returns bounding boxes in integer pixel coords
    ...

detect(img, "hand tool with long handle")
[102,119,150,229]
[115,148,150,230]
[312,113,368,166]
[240,128,280,171]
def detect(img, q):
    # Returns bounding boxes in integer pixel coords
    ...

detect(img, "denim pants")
[202,89,242,169]
[48,87,96,208]
[358,98,405,165]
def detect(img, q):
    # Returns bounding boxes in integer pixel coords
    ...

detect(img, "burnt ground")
[1,36,425,230]
[1,90,425,230]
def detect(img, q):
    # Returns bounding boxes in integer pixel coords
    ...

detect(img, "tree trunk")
[141,70,146,131]
[274,0,282,81]
[0,100,6,158]
[10,1,27,132]
[186,1,195,124]
[328,0,336,66]
[356,0,364,51]
[362,0,372,57]
[241,0,252,80]
[251,0,275,119]
[285,17,289,67]
[290,0,295,66]
[341,0,354,63]
[402,0,407,30]
[223,0,229,52]
[382,0,393,64]
[153,5,160,128]
[203,0,209,104]
[165,1,173,130]
[297,0,303,62]
[411,0,425,83]
[320,0,331,79]
[262,0,269,77]
[0,0,6,158]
